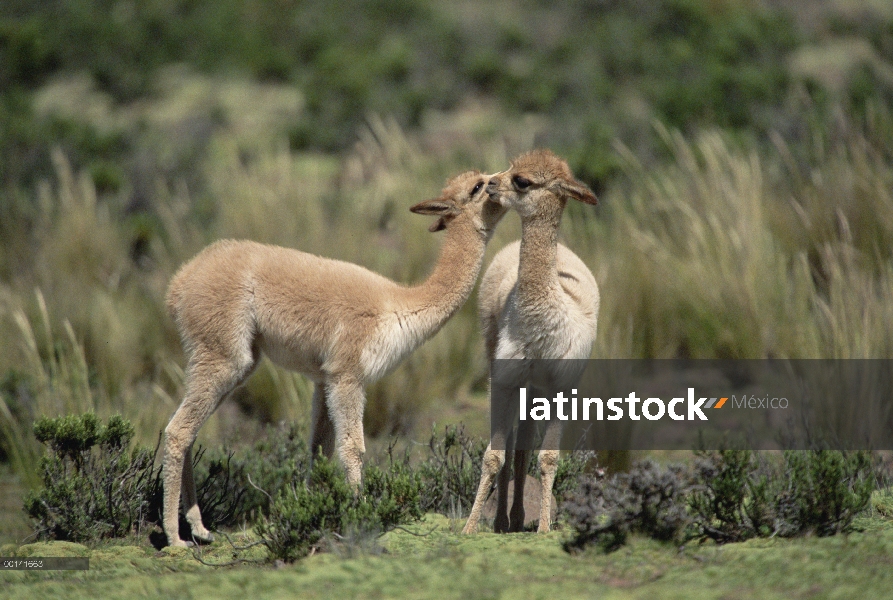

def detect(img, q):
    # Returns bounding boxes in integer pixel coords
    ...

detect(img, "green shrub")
[184,424,311,530]
[24,413,158,542]
[255,454,423,562]
[24,415,424,550]
[551,451,598,504]
[415,424,485,516]
[688,449,775,543]
[564,450,878,553]
[691,449,875,542]
[776,450,875,537]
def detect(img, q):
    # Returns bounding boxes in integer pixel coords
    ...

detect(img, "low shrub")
[688,449,774,543]
[551,451,598,504]
[24,413,159,542]
[563,450,878,554]
[562,460,691,553]
[181,423,311,530]
[690,449,874,542]
[415,424,485,516]
[774,450,875,537]
[255,454,423,562]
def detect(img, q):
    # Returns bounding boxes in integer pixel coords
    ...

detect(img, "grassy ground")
[2,513,893,599]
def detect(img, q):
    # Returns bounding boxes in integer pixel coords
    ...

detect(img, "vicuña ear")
[410,197,454,233]
[559,178,598,205]
[409,197,454,216]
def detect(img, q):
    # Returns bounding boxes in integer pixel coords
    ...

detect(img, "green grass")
[0,464,30,546]
[2,513,893,599]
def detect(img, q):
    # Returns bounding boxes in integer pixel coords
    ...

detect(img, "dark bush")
[562,460,691,554]
[189,423,310,530]
[550,451,598,504]
[25,413,159,542]
[563,450,877,554]
[690,449,874,542]
[775,450,874,537]
[688,449,774,543]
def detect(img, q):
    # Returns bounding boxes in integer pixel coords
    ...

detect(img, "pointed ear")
[409,197,453,216]
[410,197,454,233]
[559,178,598,205]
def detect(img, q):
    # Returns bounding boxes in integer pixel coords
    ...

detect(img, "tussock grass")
[1,71,892,486]
[583,119,893,360]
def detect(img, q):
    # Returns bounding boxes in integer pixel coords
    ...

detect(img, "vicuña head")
[410,169,507,236]
[485,149,597,218]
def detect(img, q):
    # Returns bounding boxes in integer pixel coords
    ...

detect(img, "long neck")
[398,215,487,332]
[516,209,562,306]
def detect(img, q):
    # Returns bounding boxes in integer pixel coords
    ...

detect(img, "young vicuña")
[463,149,599,534]
[163,170,506,547]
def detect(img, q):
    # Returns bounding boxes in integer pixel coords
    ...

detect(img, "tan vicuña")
[162,170,506,547]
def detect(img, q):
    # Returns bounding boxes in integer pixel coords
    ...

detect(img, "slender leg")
[309,382,335,458]
[507,387,540,532]
[325,377,366,488]
[163,354,253,547]
[536,420,564,533]
[462,442,505,534]
[493,429,515,533]
[181,442,213,542]
[508,420,534,532]
[464,378,515,534]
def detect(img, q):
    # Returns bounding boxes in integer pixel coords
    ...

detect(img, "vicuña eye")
[513,176,532,190]
[471,181,483,196]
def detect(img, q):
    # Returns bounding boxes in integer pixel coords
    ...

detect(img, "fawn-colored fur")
[463,149,599,534]
[163,171,505,547]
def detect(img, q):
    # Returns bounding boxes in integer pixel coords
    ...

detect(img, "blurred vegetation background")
[1,0,892,508]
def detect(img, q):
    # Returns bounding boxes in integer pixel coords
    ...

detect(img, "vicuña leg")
[507,414,537,532]
[536,420,563,533]
[163,354,254,547]
[309,382,335,458]
[492,428,515,533]
[464,379,515,534]
[463,443,505,534]
[326,377,366,487]
[181,442,213,542]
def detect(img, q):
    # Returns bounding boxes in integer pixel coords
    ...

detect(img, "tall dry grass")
[576,119,893,361]
[1,73,891,485]
[0,81,520,482]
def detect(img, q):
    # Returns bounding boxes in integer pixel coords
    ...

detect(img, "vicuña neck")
[517,209,562,304]
[399,216,487,330]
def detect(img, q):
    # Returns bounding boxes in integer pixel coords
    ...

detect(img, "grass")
[0,464,30,546]
[2,70,892,486]
[582,117,893,361]
[2,513,893,599]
